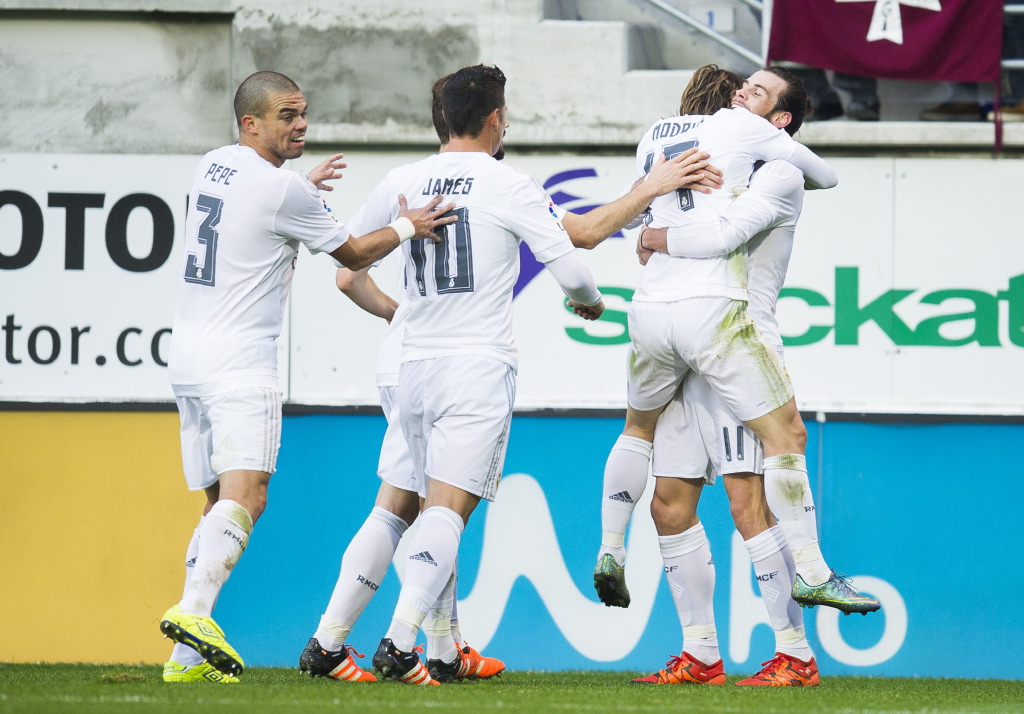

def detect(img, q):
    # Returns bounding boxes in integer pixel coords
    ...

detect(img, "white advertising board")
[2,152,1021,414]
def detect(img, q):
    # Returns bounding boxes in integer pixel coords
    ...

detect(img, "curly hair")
[678,64,744,116]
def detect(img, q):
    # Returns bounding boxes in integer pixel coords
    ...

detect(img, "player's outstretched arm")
[545,252,604,321]
[330,194,456,271]
[306,152,347,191]
[336,266,398,322]
[788,144,837,190]
[564,149,722,250]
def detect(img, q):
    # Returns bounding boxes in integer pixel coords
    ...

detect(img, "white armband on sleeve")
[544,251,601,306]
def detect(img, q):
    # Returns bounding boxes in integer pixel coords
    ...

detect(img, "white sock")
[314,507,409,652]
[386,506,464,652]
[179,500,252,617]
[762,454,831,585]
[171,518,205,665]
[599,435,652,566]
[660,523,719,665]
[745,527,812,662]
[450,575,468,650]
[423,571,458,664]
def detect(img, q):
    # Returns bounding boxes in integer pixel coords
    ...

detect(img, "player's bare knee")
[375,485,420,524]
[789,418,808,453]
[246,492,268,524]
[650,492,698,535]
[649,494,670,526]
[729,499,770,539]
[623,405,664,442]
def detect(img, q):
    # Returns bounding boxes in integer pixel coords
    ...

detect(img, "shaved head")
[233,71,301,128]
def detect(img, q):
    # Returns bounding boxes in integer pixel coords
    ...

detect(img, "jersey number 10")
[410,207,474,296]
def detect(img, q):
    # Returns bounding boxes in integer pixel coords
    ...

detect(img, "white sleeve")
[735,110,838,190]
[345,172,400,240]
[502,170,577,263]
[666,199,777,257]
[666,163,803,257]
[544,251,602,306]
[786,143,838,190]
[276,172,346,254]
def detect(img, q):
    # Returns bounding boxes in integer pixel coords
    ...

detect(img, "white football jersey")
[633,107,832,303]
[169,144,347,395]
[658,161,806,475]
[667,159,804,354]
[376,299,407,388]
[345,151,578,371]
[741,161,804,355]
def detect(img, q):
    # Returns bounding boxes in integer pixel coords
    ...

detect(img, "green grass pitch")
[1,664,1022,713]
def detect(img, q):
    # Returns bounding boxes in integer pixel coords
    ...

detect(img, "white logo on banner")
[395,473,905,666]
[836,0,941,44]
[396,473,663,661]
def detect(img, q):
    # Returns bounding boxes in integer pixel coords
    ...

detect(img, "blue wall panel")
[213,415,1024,680]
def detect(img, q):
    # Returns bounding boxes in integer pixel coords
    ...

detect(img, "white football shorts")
[653,373,763,484]
[377,385,424,498]
[174,386,282,491]
[399,355,515,502]
[626,297,793,421]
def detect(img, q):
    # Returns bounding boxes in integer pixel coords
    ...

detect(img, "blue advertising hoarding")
[214,414,1023,680]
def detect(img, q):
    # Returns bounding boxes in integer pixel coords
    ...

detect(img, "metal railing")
[637,0,762,66]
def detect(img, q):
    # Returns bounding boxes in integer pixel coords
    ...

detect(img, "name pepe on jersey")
[203,162,238,186]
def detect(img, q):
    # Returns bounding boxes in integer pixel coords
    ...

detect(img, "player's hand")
[688,157,724,194]
[568,299,604,321]
[307,153,346,191]
[636,239,653,266]
[637,226,667,266]
[398,194,457,242]
[645,149,723,197]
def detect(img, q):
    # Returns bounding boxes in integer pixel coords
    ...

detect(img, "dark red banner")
[768,0,1004,82]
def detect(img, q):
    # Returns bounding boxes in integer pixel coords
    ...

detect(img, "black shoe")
[809,98,844,121]
[298,637,377,681]
[372,638,437,685]
[846,97,880,121]
[593,553,630,608]
[427,654,466,683]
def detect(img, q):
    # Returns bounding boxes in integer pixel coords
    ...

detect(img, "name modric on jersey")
[650,117,706,140]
